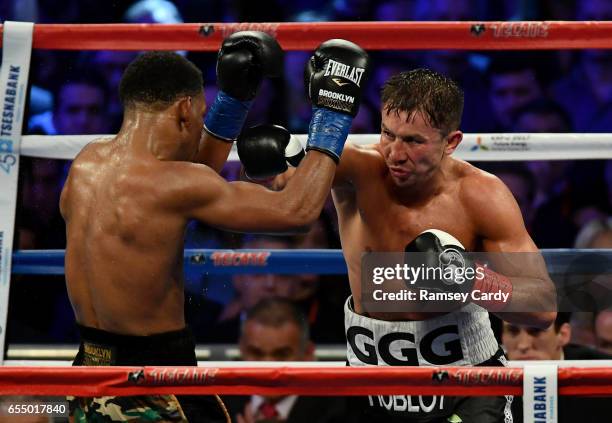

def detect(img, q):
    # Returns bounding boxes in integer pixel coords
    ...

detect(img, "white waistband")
[344,297,498,366]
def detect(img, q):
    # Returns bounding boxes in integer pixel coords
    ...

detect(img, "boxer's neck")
[118,107,187,160]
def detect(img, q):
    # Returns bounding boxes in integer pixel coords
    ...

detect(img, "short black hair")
[119,51,203,109]
[381,68,464,135]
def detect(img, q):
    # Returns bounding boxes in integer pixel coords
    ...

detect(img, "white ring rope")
[20,133,612,161]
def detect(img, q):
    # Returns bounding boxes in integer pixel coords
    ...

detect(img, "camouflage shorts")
[68,394,187,422]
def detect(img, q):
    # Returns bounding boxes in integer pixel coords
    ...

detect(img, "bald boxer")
[259,68,556,422]
[61,35,369,422]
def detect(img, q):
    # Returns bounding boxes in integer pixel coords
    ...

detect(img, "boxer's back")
[61,138,187,335]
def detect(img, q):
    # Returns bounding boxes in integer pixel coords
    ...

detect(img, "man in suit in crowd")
[502,312,611,422]
[225,297,346,423]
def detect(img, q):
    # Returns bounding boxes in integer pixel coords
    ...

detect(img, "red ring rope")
[1,366,611,397]
[1,22,611,51]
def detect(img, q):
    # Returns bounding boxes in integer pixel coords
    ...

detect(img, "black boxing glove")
[237,124,305,180]
[216,31,283,101]
[405,229,512,311]
[304,39,370,163]
[305,39,369,117]
[204,31,284,142]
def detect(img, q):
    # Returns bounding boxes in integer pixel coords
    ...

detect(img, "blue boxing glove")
[204,31,283,142]
[304,39,370,162]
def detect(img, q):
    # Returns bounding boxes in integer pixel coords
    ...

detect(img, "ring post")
[0,21,34,364]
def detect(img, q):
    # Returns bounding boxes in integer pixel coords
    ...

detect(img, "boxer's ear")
[176,96,193,127]
[444,130,463,155]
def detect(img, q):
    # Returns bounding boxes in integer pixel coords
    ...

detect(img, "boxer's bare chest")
[337,176,478,254]
[335,172,480,315]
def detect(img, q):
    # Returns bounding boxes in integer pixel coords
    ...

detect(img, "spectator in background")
[18,159,67,249]
[124,0,183,24]
[503,313,611,422]
[225,298,346,423]
[29,69,110,135]
[511,99,580,247]
[201,209,348,344]
[572,218,612,350]
[486,53,545,132]
[574,217,612,249]
[513,99,574,209]
[23,69,110,244]
[502,312,611,361]
[209,235,301,343]
[552,0,612,132]
[88,51,139,131]
[293,209,349,343]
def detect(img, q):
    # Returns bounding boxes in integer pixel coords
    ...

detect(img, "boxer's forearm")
[280,151,336,225]
[193,133,233,173]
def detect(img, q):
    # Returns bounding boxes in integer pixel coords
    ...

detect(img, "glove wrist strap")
[203,90,253,142]
[306,107,352,163]
[471,263,513,312]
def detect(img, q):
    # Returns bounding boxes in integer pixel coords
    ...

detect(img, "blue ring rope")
[10,249,612,275]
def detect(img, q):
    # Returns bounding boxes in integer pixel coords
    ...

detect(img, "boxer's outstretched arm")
[184,150,336,233]
[465,173,557,328]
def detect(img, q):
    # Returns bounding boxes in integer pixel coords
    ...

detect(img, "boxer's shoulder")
[156,161,228,208]
[456,163,522,237]
[457,161,510,205]
[336,142,384,186]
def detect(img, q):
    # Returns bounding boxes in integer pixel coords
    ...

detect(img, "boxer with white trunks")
[258,68,556,422]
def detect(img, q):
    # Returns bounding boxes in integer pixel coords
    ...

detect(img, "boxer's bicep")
[469,175,549,280]
[464,173,532,252]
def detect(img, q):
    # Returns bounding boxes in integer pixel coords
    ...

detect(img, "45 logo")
[0,154,17,174]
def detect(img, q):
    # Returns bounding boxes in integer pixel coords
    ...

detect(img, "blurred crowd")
[4,0,612,377]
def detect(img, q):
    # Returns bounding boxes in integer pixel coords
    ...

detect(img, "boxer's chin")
[389,172,417,187]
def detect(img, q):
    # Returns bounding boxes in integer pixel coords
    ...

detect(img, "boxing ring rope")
[10,248,612,275]
[0,366,611,397]
[19,133,612,161]
[1,21,612,51]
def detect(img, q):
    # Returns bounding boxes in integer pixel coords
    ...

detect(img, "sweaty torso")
[333,145,481,321]
[61,138,188,335]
